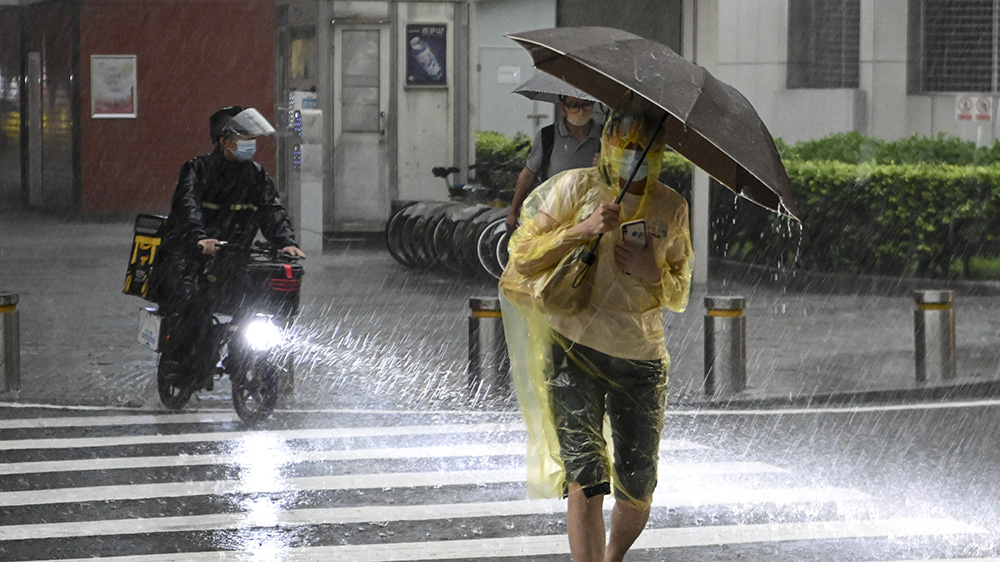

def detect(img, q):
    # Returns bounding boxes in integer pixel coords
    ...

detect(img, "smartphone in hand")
[621,219,647,248]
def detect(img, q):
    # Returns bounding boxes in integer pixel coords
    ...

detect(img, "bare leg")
[566,482,606,562]
[604,497,651,562]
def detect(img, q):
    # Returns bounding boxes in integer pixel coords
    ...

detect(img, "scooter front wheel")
[157,356,194,410]
[231,358,280,425]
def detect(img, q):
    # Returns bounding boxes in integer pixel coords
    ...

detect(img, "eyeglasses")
[561,99,595,110]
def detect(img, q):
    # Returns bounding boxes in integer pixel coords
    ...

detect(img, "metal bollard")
[704,296,746,396]
[1,293,20,392]
[468,296,509,394]
[913,290,955,382]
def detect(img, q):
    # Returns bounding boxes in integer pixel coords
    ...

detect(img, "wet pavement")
[2,401,998,560]
[3,212,1000,560]
[1,211,1000,411]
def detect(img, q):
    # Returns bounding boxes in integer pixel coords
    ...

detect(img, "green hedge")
[717,160,1000,277]
[476,130,1000,279]
[718,133,1000,278]
[779,131,1000,166]
[474,131,532,191]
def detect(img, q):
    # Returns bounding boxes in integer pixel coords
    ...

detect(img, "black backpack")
[537,124,555,182]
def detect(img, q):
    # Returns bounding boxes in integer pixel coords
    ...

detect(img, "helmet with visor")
[209,106,276,162]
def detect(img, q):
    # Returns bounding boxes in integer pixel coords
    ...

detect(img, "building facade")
[3,0,999,245]
[713,0,1000,145]
[0,0,276,215]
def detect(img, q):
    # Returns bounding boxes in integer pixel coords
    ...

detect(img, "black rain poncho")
[152,148,297,310]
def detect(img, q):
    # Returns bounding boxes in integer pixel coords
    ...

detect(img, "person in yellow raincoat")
[498,93,693,562]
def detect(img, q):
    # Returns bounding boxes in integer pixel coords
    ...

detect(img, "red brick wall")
[79,0,275,213]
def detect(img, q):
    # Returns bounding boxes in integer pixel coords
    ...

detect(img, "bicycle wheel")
[386,203,416,267]
[434,204,490,274]
[398,203,434,267]
[457,207,506,276]
[410,202,453,268]
[420,202,461,268]
[477,217,507,279]
[496,229,510,272]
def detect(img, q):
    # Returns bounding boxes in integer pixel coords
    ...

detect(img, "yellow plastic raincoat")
[499,101,693,507]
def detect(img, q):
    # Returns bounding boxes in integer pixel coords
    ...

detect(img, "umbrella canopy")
[507,26,799,219]
[512,72,598,104]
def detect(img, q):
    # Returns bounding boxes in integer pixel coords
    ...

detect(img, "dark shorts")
[548,334,668,503]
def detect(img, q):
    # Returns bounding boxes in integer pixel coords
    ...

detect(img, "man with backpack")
[505,95,602,232]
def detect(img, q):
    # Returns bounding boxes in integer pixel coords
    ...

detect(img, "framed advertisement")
[91,55,137,118]
[405,24,447,87]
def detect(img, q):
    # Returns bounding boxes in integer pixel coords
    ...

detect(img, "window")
[289,27,317,82]
[341,30,380,132]
[787,0,860,89]
[918,0,999,93]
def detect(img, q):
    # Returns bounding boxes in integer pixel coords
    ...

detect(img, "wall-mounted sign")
[975,96,993,122]
[497,66,522,84]
[956,95,973,121]
[91,55,137,118]
[956,94,993,123]
[405,24,447,87]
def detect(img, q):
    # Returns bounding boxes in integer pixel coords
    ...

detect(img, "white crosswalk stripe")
[0,461,787,507]
[0,439,707,475]
[0,409,990,561]
[0,486,878,541]
[12,519,989,562]
[0,421,527,451]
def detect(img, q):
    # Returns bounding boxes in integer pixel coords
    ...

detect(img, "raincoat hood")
[598,93,668,195]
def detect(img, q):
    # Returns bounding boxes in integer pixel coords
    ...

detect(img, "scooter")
[138,241,304,424]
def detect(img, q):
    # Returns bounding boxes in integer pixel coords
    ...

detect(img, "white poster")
[91,55,137,118]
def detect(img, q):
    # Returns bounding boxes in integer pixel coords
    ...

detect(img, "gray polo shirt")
[524,117,602,180]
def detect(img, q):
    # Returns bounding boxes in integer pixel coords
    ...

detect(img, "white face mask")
[618,148,648,180]
[565,112,592,127]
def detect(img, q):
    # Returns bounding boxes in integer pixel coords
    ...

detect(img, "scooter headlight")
[244,317,283,351]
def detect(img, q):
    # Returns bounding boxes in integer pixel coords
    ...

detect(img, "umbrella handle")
[580,113,668,266]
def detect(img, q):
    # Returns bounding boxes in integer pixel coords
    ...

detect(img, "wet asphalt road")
[1,400,998,560]
[4,214,1000,412]
[3,214,1000,559]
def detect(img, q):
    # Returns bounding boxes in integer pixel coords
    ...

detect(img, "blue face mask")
[619,148,648,180]
[231,139,257,161]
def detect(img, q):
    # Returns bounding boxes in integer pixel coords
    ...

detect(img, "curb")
[673,379,1000,410]
[709,258,1000,297]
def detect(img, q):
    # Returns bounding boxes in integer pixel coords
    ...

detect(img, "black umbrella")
[507,26,799,219]
[511,72,598,105]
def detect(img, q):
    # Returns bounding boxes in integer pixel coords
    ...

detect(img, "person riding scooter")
[151,106,305,386]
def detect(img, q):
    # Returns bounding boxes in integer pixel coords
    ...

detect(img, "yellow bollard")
[913,290,955,382]
[0,293,20,392]
[704,296,746,396]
